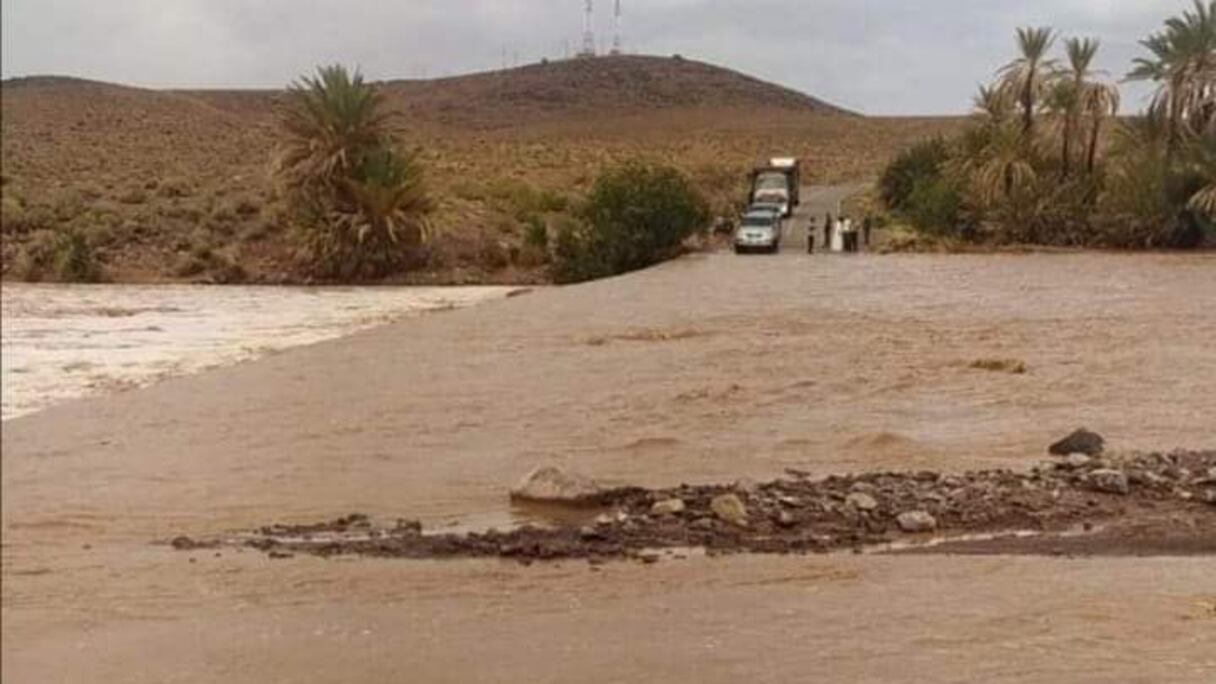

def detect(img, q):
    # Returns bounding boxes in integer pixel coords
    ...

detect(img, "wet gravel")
[177,450,1216,564]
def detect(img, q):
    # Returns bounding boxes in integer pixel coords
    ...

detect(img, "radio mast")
[579,0,596,57]
[611,0,622,55]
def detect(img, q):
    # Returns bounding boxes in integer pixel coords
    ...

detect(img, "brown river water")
[3,226,1215,680]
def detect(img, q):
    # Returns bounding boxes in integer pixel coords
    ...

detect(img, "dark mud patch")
[176,451,1216,564]
[583,328,710,347]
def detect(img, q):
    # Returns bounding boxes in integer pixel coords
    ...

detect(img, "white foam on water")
[1,283,519,420]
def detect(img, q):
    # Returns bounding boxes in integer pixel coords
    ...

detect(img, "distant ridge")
[3,55,853,130]
[379,55,854,127]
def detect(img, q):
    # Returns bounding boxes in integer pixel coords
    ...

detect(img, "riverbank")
[4,251,1215,682]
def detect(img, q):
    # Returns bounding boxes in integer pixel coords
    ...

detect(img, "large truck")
[748,157,802,217]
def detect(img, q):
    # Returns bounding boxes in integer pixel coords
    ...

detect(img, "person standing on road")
[824,212,834,252]
[863,216,873,247]
[807,216,817,253]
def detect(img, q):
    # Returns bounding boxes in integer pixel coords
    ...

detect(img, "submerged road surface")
[4,185,1216,682]
[780,183,869,253]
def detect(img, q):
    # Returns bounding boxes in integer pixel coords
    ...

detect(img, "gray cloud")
[0,0,1183,114]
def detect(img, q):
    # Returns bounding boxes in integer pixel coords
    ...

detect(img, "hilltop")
[379,55,852,127]
[1,57,961,284]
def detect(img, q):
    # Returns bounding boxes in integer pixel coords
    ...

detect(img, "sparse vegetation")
[881,2,1216,249]
[1,57,963,284]
[552,162,708,284]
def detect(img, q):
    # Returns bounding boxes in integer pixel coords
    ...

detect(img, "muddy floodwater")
[0,283,517,419]
[3,248,1216,683]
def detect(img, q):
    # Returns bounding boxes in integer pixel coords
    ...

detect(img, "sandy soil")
[3,189,1216,680]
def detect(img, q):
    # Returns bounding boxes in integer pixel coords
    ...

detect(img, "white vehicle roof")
[770,157,799,168]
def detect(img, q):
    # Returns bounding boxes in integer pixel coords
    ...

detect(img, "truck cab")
[748,157,802,217]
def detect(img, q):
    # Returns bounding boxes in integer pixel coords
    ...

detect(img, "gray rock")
[1089,469,1130,495]
[1049,429,1105,457]
[710,493,749,527]
[650,498,686,516]
[1164,466,1191,481]
[393,519,423,536]
[775,510,797,528]
[846,492,879,512]
[897,510,938,533]
[510,466,602,504]
[1203,489,1216,506]
[1062,453,1093,469]
[733,477,759,495]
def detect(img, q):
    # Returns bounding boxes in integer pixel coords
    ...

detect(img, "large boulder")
[710,493,749,527]
[510,466,603,505]
[896,510,938,533]
[1049,428,1105,457]
[846,492,879,512]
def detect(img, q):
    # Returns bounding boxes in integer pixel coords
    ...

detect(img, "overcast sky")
[0,0,1183,115]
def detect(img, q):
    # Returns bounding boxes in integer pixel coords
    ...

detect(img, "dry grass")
[1,58,965,284]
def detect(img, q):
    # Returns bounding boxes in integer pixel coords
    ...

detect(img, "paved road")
[779,183,869,253]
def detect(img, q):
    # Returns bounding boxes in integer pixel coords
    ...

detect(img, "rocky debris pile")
[185,451,1216,564]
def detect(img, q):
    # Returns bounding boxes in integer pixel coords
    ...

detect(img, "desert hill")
[1,58,960,284]
[173,55,850,128]
[378,55,852,128]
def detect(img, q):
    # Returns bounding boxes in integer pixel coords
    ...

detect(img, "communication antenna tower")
[580,0,596,57]
[611,0,622,55]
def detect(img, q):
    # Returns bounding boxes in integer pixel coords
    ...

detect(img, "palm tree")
[275,65,431,279]
[276,65,393,199]
[342,148,431,250]
[1000,27,1058,141]
[1081,76,1120,175]
[1127,1,1216,157]
[960,123,1039,206]
[973,84,1015,126]
[1185,134,1216,217]
[1057,38,1100,177]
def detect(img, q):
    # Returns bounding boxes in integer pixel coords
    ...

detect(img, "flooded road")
[3,216,1215,681]
[1,284,516,419]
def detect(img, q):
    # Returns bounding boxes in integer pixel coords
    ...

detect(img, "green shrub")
[904,176,964,235]
[17,228,102,282]
[523,216,549,249]
[879,138,951,211]
[486,179,568,219]
[1098,124,1208,248]
[552,162,708,284]
[117,187,148,205]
